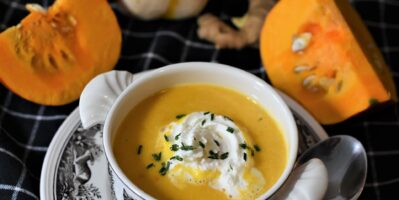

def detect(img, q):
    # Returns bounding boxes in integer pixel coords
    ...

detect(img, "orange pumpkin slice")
[260,0,397,124]
[0,0,121,105]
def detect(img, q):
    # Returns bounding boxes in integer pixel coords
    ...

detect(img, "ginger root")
[197,0,275,49]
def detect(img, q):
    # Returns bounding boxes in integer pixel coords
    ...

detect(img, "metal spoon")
[270,135,367,200]
[296,135,368,200]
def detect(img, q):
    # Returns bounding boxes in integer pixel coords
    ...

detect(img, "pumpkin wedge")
[0,0,121,105]
[260,0,397,124]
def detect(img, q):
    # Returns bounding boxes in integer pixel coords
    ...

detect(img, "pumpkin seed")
[303,75,316,88]
[292,32,312,53]
[68,15,77,26]
[309,86,321,93]
[293,65,315,74]
[318,77,335,90]
[26,4,47,14]
[303,75,322,93]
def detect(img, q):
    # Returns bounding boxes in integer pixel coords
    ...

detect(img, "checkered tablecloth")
[1,0,398,199]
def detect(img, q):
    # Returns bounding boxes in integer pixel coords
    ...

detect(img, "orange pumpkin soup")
[113,84,287,200]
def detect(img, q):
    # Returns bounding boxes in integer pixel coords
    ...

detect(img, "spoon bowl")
[297,135,367,199]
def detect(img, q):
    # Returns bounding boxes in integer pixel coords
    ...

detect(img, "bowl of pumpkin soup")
[79,62,298,200]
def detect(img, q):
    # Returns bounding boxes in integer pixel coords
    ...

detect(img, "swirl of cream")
[161,112,265,199]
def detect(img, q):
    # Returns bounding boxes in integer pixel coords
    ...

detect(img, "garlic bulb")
[119,0,209,20]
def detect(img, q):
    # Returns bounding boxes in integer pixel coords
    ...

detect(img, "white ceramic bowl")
[79,62,298,199]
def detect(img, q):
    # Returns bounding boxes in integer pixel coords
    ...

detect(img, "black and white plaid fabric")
[0,0,398,199]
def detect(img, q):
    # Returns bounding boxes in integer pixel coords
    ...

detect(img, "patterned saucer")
[40,88,328,200]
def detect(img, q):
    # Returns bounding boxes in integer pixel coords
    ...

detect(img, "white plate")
[40,78,328,200]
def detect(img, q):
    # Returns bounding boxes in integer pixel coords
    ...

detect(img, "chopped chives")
[199,141,205,148]
[137,145,143,155]
[220,152,229,160]
[152,152,162,161]
[170,144,179,151]
[176,114,186,119]
[251,150,255,157]
[175,133,182,140]
[214,140,220,147]
[243,153,247,161]
[208,150,219,159]
[181,143,194,151]
[201,119,206,126]
[208,155,218,159]
[211,114,215,121]
[159,161,171,176]
[204,112,210,115]
[208,154,219,159]
[170,156,183,161]
[239,143,247,149]
[254,145,261,152]
[226,127,234,134]
[229,164,233,170]
[164,135,169,142]
[146,163,154,169]
[209,150,217,155]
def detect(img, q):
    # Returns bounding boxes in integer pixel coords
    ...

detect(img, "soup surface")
[114,84,287,200]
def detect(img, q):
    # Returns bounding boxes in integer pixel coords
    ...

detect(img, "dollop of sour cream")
[160,112,265,199]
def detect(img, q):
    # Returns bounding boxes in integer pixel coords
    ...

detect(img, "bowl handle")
[79,70,135,129]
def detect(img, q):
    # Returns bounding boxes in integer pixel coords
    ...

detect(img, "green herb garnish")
[159,161,171,176]
[251,150,255,157]
[226,127,235,134]
[208,155,219,159]
[214,140,220,147]
[181,143,194,151]
[208,150,219,159]
[243,153,247,161]
[201,119,206,126]
[254,145,261,152]
[152,152,162,161]
[146,163,155,169]
[204,112,210,115]
[137,145,143,155]
[164,135,169,142]
[170,144,179,151]
[176,114,186,119]
[199,141,205,148]
[175,133,182,140]
[211,114,215,121]
[170,156,183,161]
[239,143,247,149]
[220,152,229,160]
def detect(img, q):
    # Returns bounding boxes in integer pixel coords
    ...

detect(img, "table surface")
[1,0,398,199]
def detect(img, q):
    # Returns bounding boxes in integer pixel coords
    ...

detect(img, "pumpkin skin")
[0,0,121,105]
[260,0,397,124]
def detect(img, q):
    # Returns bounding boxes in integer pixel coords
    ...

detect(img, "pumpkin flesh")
[0,0,121,105]
[261,0,397,124]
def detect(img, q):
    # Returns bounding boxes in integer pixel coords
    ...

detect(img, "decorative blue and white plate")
[40,79,328,200]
